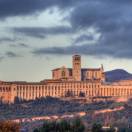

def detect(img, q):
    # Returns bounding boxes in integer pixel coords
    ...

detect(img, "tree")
[65,90,74,97]
[33,118,85,132]
[92,123,102,132]
[58,120,71,131]
[14,97,21,104]
[33,128,39,132]
[0,121,20,132]
[71,118,85,132]
[79,92,85,97]
[107,127,116,132]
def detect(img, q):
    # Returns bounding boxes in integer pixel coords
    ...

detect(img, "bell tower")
[72,55,81,81]
[101,64,106,82]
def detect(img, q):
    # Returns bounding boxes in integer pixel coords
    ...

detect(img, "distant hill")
[105,69,132,82]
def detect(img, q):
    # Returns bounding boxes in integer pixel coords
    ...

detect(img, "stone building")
[0,55,132,103]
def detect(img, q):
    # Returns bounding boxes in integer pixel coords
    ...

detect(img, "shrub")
[34,118,85,132]
[79,92,85,97]
[65,90,74,97]
[71,118,85,132]
[0,121,20,132]
[92,123,102,132]
[33,128,39,132]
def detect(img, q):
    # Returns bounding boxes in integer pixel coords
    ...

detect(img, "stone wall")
[1,81,132,103]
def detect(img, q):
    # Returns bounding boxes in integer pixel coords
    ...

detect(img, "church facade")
[0,55,132,103]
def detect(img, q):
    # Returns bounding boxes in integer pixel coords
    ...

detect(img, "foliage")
[71,118,85,131]
[0,121,20,132]
[14,96,21,104]
[92,123,116,132]
[65,90,74,97]
[32,96,63,105]
[33,118,85,132]
[79,92,85,97]
[105,127,116,132]
[92,123,103,132]
[119,128,132,132]
[109,102,124,109]
[33,128,40,132]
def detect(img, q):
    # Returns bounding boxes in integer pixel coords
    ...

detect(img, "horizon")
[0,0,132,81]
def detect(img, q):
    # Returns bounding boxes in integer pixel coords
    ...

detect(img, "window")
[62,70,65,77]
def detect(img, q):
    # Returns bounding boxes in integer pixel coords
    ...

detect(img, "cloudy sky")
[0,0,132,81]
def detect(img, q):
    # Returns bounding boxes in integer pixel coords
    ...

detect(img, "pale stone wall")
[84,65,105,82]
[85,70,102,80]
[15,81,101,101]
[14,82,132,101]
[112,80,132,85]
[52,67,71,80]
[100,84,132,97]
[0,84,17,103]
[1,81,132,103]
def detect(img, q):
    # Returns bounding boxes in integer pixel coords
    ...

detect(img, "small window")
[62,70,65,77]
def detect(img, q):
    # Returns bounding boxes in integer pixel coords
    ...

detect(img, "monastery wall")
[1,81,132,103]
[15,81,101,101]
[0,84,16,103]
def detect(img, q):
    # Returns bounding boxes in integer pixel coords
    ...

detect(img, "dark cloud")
[2,0,132,59]
[19,43,29,48]
[2,0,132,20]
[0,37,17,43]
[10,43,29,48]
[6,51,21,58]
[32,44,113,57]
[70,1,124,29]
[68,0,132,58]
[0,0,80,19]
[12,26,73,38]
[33,47,67,55]
[32,41,132,59]
[31,0,132,59]
[74,34,94,44]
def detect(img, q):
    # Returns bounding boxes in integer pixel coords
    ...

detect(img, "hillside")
[105,69,132,82]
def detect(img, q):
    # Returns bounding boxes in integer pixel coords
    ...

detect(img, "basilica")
[0,55,132,103]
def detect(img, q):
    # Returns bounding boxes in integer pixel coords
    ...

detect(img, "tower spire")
[101,64,104,71]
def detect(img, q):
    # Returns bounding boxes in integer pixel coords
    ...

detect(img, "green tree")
[34,118,85,132]
[58,120,71,131]
[71,118,85,132]
[106,127,116,132]
[33,128,39,132]
[65,90,74,97]
[79,92,85,97]
[92,123,102,132]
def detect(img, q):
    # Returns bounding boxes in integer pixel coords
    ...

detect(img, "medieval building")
[0,55,132,103]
